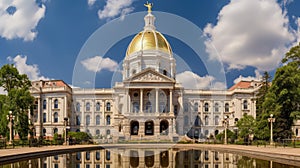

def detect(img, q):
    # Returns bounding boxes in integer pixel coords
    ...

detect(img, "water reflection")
[1,148,299,168]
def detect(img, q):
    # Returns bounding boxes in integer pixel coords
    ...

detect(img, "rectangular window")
[43,113,46,123]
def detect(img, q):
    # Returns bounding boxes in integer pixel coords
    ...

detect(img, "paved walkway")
[0,144,300,166]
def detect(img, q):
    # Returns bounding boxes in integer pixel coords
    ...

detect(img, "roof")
[229,81,252,91]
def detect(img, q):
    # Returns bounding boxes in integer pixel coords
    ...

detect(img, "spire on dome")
[144,2,156,30]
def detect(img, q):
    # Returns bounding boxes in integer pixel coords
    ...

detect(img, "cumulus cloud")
[81,56,118,72]
[176,71,226,90]
[0,0,46,41]
[98,0,134,20]
[233,70,262,84]
[88,0,96,6]
[9,55,49,81]
[204,0,296,71]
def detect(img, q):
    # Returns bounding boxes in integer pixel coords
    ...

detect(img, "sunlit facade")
[29,10,260,142]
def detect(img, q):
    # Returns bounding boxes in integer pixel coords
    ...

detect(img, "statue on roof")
[144,1,153,13]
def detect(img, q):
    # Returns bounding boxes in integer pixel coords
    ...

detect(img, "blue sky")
[0,0,299,89]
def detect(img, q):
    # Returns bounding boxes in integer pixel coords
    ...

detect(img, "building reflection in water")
[2,148,299,168]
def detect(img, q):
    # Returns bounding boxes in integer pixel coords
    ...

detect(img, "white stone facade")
[29,11,260,142]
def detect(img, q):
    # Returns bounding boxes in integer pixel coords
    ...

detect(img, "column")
[169,90,173,114]
[102,100,106,126]
[37,98,40,124]
[92,99,95,125]
[81,101,84,126]
[140,89,143,113]
[155,89,159,113]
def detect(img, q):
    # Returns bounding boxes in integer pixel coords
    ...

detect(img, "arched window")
[96,102,100,111]
[53,128,58,134]
[53,112,58,123]
[215,116,219,125]
[184,116,189,126]
[133,102,139,113]
[86,102,90,111]
[43,100,47,109]
[205,116,209,125]
[106,102,111,111]
[214,103,219,112]
[106,115,111,125]
[204,103,209,112]
[76,115,80,126]
[43,113,47,122]
[96,129,100,135]
[96,115,100,125]
[163,69,167,75]
[76,102,80,111]
[86,151,90,160]
[225,103,229,112]
[54,99,58,109]
[106,129,110,135]
[43,128,46,136]
[243,100,248,110]
[145,102,152,113]
[86,115,90,126]
[194,102,198,112]
[96,151,100,160]
[160,102,165,113]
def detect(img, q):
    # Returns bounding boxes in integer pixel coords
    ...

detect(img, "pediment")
[126,68,175,83]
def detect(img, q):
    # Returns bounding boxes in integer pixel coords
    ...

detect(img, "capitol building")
[29,7,260,142]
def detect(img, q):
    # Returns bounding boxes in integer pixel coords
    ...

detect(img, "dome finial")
[144,1,153,13]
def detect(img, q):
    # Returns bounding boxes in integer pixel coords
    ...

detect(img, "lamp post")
[64,117,69,145]
[268,114,276,145]
[6,111,15,144]
[223,116,229,145]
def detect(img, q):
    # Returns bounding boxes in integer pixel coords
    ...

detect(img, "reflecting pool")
[1,148,299,168]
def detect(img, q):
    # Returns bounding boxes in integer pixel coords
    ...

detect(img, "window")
[86,115,90,126]
[133,102,139,113]
[204,103,209,112]
[54,155,58,160]
[76,152,81,160]
[106,102,111,111]
[54,99,58,109]
[106,129,110,135]
[184,102,188,112]
[184,116,189,126]
[43,113,47,122]
[214,103,219,112]
[106,151,111,161]
[160,102,165,113]
[215,116,219,125]
[106,115,111,125]
[76,116,80,126]
[205,116,209,125]
[43,128,46,136]
[96,130,100,135]
[163,69,167,75]
[86,102,90,111]
[225,103,229,112]
[76,102,80,111]
[54,112,58,123]
[174,105,178,115]
[96,102,100,111]
[43,100,47,109]
[96,151,100,160]
[53,128,58,134]
[86,151,90,160]
[243,100,248,110]
[54,164,58,168]
[145,102,152,113]
[194,102,198,112]
[96,115,100,125]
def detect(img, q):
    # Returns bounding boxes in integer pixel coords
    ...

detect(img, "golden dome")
[126,30,172,56]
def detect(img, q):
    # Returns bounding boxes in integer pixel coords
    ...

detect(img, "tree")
[237,114,256,139]
[256,71,271,119]
[262,43,300,139]
[0,64,34,140]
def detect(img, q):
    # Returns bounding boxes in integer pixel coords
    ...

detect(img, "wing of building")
[29,9,263,142]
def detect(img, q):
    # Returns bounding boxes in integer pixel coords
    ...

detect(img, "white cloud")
[9,55,49,81]
[204,0,296,71]
[233,70,262,84]
[176,71,226,90]
[88,0,96,6]
[0,0,46,41]
[98,0,134,20]
[0,87,7,95]
[81,56,118,72]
